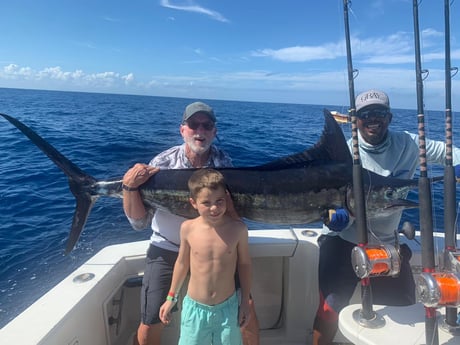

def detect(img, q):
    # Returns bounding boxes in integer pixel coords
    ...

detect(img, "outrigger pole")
[442,0,459,331]
[342,0,382,326]
[412,1,439,344]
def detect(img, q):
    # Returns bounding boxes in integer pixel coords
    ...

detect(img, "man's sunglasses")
[184,120,215,131]
[356,108,390,120]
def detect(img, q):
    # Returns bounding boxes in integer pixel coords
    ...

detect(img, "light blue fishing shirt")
[338,130,460,244]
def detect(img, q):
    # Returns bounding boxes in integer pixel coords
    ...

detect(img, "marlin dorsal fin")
[259,109,352,169]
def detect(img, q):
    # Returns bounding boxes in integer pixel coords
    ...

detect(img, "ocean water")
[0,87,459,328]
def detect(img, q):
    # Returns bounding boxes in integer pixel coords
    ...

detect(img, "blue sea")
[0,87,459,328]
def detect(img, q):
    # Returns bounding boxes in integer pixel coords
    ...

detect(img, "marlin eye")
[385,189,394,199]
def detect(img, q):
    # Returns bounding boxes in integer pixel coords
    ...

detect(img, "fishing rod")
[412,1,439,344]
[442,0,460,331]
[342,0,381,326]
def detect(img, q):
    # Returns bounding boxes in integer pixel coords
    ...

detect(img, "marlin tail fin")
[1,113,98,254]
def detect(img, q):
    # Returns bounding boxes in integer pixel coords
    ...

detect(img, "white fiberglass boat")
[1,227,459,345]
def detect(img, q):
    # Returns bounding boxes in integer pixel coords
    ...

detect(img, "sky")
[0,0,459,111]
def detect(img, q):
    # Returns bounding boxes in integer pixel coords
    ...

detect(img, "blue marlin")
[1,110,420,254]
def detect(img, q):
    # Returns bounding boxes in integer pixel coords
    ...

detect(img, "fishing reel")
[419,250,460,308]
[351,244,401,279]
[351,222,419,279]
[417,271,460,308]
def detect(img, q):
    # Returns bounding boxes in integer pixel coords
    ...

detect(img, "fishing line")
[361,168,384,245]
[456,201,460,235]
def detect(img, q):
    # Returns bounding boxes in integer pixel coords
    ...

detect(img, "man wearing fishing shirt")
[313,89,460,345]
[121,101,259,345]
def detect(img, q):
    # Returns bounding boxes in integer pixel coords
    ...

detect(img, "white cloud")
[160,0,229,23]
[3,64,34,78]
[252,44,342,62]
[251,29,448,67]
[122,73,135,84]
[37,67,81,81]
[0,64,135,89]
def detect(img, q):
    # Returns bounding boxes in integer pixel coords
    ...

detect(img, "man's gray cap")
[182,102,216,122]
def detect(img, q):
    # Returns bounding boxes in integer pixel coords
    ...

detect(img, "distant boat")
[330,110,350,123]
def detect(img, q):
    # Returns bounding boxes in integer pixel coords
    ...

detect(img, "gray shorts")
[140,244,178,325]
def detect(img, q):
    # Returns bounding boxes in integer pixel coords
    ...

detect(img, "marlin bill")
[1,110,421,254]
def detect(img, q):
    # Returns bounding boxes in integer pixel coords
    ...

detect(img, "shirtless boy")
[159,168,252,345]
